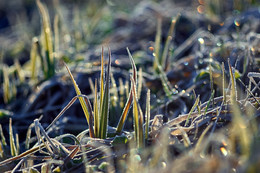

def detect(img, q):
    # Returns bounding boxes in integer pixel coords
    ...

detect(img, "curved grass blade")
[161,18,177,70]
[36,0,54,79]
[99,48,111,139]
[116,48,137,133]
[64,63,95,138]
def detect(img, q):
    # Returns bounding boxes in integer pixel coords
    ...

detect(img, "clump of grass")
[30,0,56,82]
[45,47,147,146]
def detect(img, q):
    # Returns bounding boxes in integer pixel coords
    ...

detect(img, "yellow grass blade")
[64,63,94,138]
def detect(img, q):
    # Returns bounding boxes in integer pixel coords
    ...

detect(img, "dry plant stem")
[46,95,79,131]
[238,78,260,106]
[34,119,56,155]
[11,158,24,173]
[0,144,45,166]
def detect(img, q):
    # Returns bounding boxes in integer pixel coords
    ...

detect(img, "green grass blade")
[161,18,176,70]
[185,95,200,126]
[94,79,99,137]
[99,48,111,139]
[30,38,38,82]
[131,77,144,148]
[203,90,215,116]
[64,63,95,138]
[153,17,162,71]
[100,47,105,109]
[131,78,139,145]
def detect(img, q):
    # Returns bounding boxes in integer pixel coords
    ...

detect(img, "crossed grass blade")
[116,48,137,134]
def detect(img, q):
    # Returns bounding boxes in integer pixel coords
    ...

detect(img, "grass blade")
[222,62,226,104]
[30,38,38,82]
[131,77,144,148]
[36,0,54,79]
[0,124,7,146]
[153,17,162,71]
[64,63,95,137]
[94,79,99,137]
[100,47,105,109]
[137,68,143,99]
[161,18,177,70]
[185,95,200,126]
[116,48,137,133]
[9,118,17,156]
[127,48,137,82]
[228,59,237,104]
[99,48,111,139]
[145,89,151,140]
